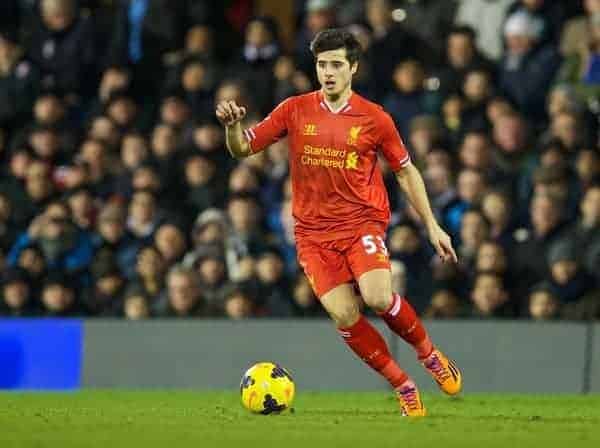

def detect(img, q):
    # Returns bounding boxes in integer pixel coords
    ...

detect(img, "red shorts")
[296,224,391,298]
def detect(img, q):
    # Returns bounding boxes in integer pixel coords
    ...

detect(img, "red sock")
[338,315,409,389]
[380,293,433,359]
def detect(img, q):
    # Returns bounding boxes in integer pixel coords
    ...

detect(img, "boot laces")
[398,386,420,412]
[426,354,451,382]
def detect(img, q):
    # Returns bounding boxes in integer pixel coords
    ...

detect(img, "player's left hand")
[427,224,458,263]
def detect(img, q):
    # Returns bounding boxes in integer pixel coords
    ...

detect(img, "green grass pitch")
[2,391,600,447]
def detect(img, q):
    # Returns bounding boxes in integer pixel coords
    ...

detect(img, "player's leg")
[347,229,462,396]
[357,269,462,395]
[297,239,425,416]
[356,268,432,356]
[319,284,425,416]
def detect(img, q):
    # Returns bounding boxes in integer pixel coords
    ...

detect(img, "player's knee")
[328,302,360,328]
[361,284,392,312]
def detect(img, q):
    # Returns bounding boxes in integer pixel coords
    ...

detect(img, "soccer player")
[216,28,462,416]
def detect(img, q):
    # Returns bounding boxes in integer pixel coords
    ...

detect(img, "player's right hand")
[215,100,247,127]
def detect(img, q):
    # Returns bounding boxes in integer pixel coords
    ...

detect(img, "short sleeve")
[377,111,411,172]
[244,98,292,153]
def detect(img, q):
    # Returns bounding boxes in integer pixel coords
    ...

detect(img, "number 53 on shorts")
[361,234,389,261]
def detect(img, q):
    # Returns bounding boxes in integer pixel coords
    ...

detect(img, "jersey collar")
[318,90,354,114]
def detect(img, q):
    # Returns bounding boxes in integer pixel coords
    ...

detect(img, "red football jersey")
[244,90,411,242]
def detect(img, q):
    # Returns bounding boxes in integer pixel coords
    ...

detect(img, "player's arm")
[215,100,251,158]
[216,98,291,159]
[377,110,457,263]
[395,162,458,263]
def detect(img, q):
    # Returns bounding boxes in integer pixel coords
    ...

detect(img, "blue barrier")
[0,319,83,390]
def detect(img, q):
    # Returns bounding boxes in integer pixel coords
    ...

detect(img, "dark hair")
[474,270,506,289]
[394,219,421,235]
[462,206,491,229]
[539,137,568,155]
[448,25,476,41]
[310,28,361,65]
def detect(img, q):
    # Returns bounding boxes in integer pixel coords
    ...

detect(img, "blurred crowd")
[0,0,599,320]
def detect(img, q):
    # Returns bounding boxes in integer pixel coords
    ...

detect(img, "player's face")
[316,48,357,99]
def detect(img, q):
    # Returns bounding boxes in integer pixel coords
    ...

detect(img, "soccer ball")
[240,362,295,414]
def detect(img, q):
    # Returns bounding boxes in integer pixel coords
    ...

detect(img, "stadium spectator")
[192,246,232,314]
[383,60,439,139]
[455,0,513,60]
[394,0,457,59]
[0,267,34,317]
[460,69,495,130]
[15,242,46,292]
[435,26,495,97]
[474,241,508,277]
[364,0,432,100]
[156,264,205,317]
[491,111,536,202]
[575,149,600,191]
[558,185,600,281]
[168,56,215,119]
[83,255,125,316]
[27,0,97,96]
[443,168,488,238]
[40,270,80,316]
[511,193,568,297]
[8,201,94,280]
[480,190,515,248]
[457,208,490,272]
[157,90,191,130]
[154,221,188,266]
[226,194,270,269]
[231,16,281,115]
[406,115,445,166]
[423,159,457,221]
[77,138,116,198]
[561,0,600,56]
[183,208,229,262]
[254,249,295,317]
[107,0,188,94]
[272,55,312,105]
[181,153,224,221]
[545,84,584,123]
[470,271,515,318]
[528,282,560,320]
[87,114,121,152]
[223,288,255,319]
[546,238,596,305]
[504,0,568,46]
[458,131,501,183]
[92,202,139,279]
[556,12,600,106]
[123,287,151,320]
[0,27,39,132]
[97,65,132,106]
[126,190,161,241]
[423,289,463,319]
[499,10,562,121]
[66,186,96,231]
[184,24,216,61]
[128,244,165,305]
[130,162,163,199]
